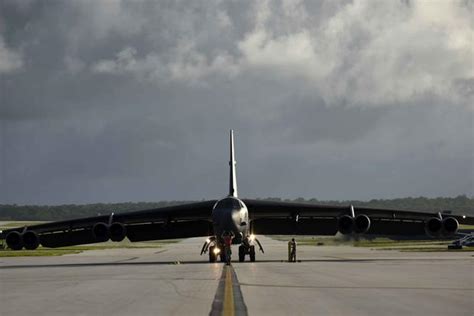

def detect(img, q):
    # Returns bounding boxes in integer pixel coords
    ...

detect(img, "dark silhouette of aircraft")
[2,130,473,262]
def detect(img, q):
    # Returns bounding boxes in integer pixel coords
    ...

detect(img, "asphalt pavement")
[0,236,472,316]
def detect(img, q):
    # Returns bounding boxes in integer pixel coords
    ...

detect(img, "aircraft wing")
[1,200,217,249]
[243,199,474,237]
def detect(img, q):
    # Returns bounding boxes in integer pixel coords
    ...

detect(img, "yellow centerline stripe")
[222,266,235,316]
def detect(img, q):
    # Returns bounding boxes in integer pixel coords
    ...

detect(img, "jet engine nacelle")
[109,222,127,242]
[92,222,127,242]
[425,217,442,237]
[92,222,110,241]
[424,217,459,237]
[337,214,371,235]
[22,231,40,250]
[5,231,23,250]
[442,217,459,236]
[337,215,354,234]
[5,230,40,250]
[354,214,371,234]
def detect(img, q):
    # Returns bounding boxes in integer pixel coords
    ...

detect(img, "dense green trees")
[0,195,472,221]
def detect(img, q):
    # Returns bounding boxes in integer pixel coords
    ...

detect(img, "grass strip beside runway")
[0,240,181,257]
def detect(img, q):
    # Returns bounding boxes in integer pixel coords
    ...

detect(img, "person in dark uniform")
[289,238,297,262]
[222,231,234,265]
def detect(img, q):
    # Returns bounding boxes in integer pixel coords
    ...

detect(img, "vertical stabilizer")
[229,130,238,197]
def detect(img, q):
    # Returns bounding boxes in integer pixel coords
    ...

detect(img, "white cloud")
[237,0,473,109]
[85,0,472,109]
[92,43,239,85]
[0,36,23,73]
[216,9,232,30]
[71,0,147,40]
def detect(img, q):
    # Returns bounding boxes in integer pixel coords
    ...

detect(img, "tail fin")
[229,130,238,197]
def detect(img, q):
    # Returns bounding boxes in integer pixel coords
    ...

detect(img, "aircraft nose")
[213,208,238,232]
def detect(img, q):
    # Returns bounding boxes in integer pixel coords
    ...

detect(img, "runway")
[1,236,473,316]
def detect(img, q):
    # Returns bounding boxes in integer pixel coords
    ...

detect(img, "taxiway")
[1,236,472,315]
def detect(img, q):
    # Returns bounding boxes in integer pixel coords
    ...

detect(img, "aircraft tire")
[209,246,217,263]
[249,245,256,262]
[238,245,245,262]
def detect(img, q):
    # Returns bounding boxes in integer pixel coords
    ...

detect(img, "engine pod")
[442,217,459,236]
[6,231,23,250]
[23,231,40,250]
[110,222,127,242]
[337,215,354,235]
[354,214,371,234]
[425,217,442,237]
[92,222,110,242]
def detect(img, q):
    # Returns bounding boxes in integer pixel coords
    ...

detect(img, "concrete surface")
[0,236,473,316]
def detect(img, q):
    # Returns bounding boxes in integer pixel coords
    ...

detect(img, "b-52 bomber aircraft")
[2,130,473,262]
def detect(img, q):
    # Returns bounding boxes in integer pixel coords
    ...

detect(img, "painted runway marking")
[210,265,247,316]
[223,267,235,316]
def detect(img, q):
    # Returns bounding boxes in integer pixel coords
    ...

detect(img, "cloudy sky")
[0,0,472,205]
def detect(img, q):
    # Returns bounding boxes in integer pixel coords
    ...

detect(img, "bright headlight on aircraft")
[213,248,221,255]
[206,238,210,243]
[463,215,466,219]
[250,234,255,241]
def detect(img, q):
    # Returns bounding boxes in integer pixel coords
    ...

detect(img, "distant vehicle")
[1,130,474,263]
[448,234,474,249]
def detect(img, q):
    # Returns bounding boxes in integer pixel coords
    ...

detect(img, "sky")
[0,0,473,205]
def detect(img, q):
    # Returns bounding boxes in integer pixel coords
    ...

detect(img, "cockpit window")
[216,198,241,209]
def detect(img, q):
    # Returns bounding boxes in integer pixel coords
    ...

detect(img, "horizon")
[1,194,472,207]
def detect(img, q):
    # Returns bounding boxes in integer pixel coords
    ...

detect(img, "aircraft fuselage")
[212,197,249,244]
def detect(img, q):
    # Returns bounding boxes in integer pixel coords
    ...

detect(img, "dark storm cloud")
[0,0,472,204]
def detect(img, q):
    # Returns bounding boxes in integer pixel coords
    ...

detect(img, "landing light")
[463,215,466,219]
[250,234,256,241]
[213,248,221,255]
[206,238,210,243]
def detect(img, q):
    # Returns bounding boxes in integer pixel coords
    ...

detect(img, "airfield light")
[250,234,256,241]
[213,247,221,255]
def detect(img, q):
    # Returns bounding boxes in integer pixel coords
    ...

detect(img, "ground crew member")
[222,231,234,265]
[289,238,297,262]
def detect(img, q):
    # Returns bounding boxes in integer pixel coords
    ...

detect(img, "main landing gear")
[208,245,219,263]
[238,235,264,262]
[201,237,225,263]
[201,237,219,263]
[201,235,264,263]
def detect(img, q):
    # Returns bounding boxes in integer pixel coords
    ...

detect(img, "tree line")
[0,195,472,221]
